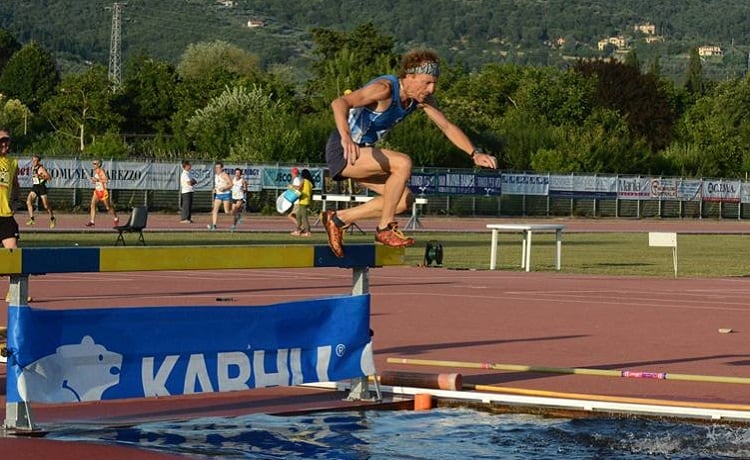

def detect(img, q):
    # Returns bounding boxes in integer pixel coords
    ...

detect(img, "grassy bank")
[17,231,750,278]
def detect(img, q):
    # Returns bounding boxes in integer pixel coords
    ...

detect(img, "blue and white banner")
[549,174,617,199]
[262,166,323,190]
[6,295,374,403]
[702,179,740,203]
[409,172,439,195]
[617,176,650,200]
[501,173,549,196]
[475,173,502,195]
[437,172,476,194]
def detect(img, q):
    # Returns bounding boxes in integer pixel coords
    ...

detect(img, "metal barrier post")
[3,274,38,432]
[346,266,380,401]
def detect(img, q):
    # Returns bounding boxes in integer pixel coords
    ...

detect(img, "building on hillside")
[597,36,628,51]
[247,19,265,28]
[645,35,665,44]
[216,0,234,6]
[634,22,656,35]
[698,45,723,57]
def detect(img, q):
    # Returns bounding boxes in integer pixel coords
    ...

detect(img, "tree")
[674,75,750,177]
[305,23,398,110]
[309,22,397,77]
[531,108,653,174]
[176,40,260,80]
[0,95,31,137]
[685,47,704,96]
[117,54,179,135]
[40,65,123,152]
[0,28,21,75]
[624,50,640,70]
[574,58,676,152]
[0,41,59,112]
[185,85,301,162]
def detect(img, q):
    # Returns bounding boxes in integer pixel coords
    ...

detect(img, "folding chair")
[114,206,148,246]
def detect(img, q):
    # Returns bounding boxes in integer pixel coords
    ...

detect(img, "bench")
[312,194,428,230]
[486,224,565,272]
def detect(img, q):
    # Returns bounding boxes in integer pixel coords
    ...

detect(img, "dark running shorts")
[32,183,48,196]
[0,216,19,241]
[325,131,348,181]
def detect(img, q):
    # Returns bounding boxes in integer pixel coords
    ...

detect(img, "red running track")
[3,213,750,457]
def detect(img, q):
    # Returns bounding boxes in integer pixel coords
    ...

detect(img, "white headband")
[406,61,440,76]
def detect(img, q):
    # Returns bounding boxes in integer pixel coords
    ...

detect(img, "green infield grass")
[17,230,750,278]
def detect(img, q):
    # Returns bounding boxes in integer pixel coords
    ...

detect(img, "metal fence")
[23,181,749,220]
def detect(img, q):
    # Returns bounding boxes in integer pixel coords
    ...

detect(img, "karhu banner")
[5,295,374,403]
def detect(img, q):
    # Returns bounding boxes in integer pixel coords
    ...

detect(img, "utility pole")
[107,2,126,90]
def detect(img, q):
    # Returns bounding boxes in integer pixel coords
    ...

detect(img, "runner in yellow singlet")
[0,129,19,249]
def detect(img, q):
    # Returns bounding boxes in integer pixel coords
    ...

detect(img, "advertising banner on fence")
[10,158,747,206]
[649,178,679,200]
[409,172,439,195]
[6,295,374,403]
[15,159,271,192]
[437,172,476,194]
[702,180,740,203]
[501,173,549,196]
[677,179,702,202]
[263,166,324,190]
[409,172,502,195]
[475,173,503,195]
[224,165,263,192]
[17,158,90,189]
[17,158,185,191]
[549,175,617,199]
[617,177,650,200]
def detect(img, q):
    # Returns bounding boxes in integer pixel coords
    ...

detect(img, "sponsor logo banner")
[6,295,374,403]
[549,175,617,199]
[702,180,740,203]
[437,172,476,195]
[501,173,549,196]
[262,167,323,190]
[617,177,650,200]
[409,172,439,195]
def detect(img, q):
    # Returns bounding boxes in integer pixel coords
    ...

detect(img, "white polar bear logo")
[17,335,122,403]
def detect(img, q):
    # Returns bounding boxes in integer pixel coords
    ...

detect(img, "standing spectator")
[179,160,196,224]
[292,168,313,237]
[0,129,19,249]
[85,159,119,227]
[230,167,248,230]
[207,162,232,231]
[25,154,56,228]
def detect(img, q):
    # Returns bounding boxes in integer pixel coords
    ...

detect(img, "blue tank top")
[348,75,418,146]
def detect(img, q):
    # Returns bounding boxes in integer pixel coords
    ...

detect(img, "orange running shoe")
[321,210,345,258]
[374,222,415,247]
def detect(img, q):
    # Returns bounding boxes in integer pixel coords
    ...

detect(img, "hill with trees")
[0,1,750,179]
[2,0,750,81]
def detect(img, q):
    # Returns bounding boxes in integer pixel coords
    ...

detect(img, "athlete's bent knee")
[388,154,412,177]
